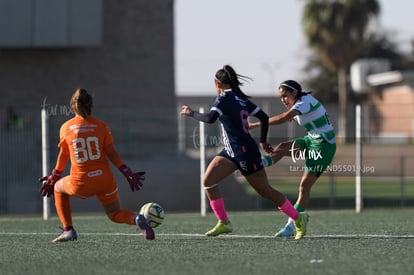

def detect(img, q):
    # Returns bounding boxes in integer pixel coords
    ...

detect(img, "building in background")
[351,59,414,143]
[367,70,414,143]
[0,0,177,214]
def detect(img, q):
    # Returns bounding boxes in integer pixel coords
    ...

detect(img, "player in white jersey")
[249,80,336,237]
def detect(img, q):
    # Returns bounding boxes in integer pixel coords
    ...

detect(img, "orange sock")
[54,189,73,228]
[107,209,136,225]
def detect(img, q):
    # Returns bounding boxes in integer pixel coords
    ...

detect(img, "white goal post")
[355,104,363,213]
[41,108,51,220]
[199,107,207,216]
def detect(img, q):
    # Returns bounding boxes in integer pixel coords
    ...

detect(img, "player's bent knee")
[204,183,218,190]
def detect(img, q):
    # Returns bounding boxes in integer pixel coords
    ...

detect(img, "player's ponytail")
[70,88,93,118]
[215,65,252,99]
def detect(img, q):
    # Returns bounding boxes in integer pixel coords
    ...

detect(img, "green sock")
[261,155,273,167]
[294,204,305,212]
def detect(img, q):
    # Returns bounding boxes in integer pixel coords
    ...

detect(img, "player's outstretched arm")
[39,169,62,197]
[118,165,146,192]
[268,109,299,126]
[180,105,193,116]
[180,105,219,123]
[38,147,68,197]
[253,109,273,154]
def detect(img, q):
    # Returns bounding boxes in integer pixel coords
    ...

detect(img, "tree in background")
[301,56,338,103]
[303,33,414,103]
[357,32,412,69]
[302,0,380,142]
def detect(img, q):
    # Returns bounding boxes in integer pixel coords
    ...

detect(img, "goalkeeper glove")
[119,164,145,192]
[39,169,62,197]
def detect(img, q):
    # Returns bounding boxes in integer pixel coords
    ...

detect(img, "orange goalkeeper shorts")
[60,172,120,205]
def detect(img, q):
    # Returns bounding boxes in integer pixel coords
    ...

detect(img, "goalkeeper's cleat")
[205,220,233,237]
[294,212,309,240]
[274,225,295,237]
[136,214,155,240]
[52,229,78,243]
[262,155,273,167]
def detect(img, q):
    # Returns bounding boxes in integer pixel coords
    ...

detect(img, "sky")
[174,0,413,96]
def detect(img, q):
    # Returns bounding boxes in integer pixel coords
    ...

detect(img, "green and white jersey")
[292,94,336,144]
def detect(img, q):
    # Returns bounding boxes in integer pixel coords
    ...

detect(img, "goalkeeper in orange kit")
[39,88,154,242]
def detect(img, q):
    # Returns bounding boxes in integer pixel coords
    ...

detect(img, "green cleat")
[294,212,309,240]
[205,220,233,237]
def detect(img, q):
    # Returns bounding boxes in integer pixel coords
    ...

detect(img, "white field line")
[1,232,414,239]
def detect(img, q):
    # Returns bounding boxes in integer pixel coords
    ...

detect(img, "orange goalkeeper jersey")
[58,115,116,183]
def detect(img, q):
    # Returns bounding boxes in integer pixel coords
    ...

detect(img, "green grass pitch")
[1,209,413,275]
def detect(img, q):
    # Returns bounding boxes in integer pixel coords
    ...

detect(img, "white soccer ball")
[139,202,165,228]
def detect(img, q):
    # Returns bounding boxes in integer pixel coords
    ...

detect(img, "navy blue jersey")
[211,90,261,157]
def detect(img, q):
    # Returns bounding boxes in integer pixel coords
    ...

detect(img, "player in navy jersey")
[180,65,308,239]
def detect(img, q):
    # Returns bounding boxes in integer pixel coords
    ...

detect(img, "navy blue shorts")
[217,146,264,176]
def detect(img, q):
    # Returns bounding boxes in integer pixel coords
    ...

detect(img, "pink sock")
[278,197,299,220]
[210,198,228,221]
